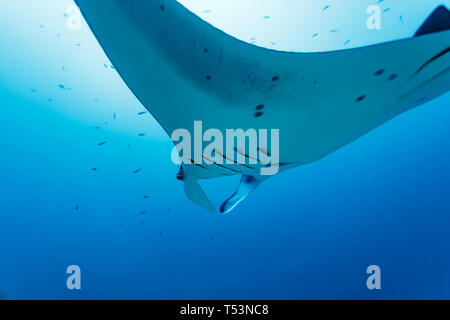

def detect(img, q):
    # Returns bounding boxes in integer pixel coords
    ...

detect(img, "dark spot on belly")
[388,74,398,81]
[356,94,366,102]
[160,5,165,11]
[206,75,212,80]
[374,69,385,76]
[418,97,428,103]
[254,111,264,118]
[204,48,208,53]
[255,104,264,110]
[272,76,280,82]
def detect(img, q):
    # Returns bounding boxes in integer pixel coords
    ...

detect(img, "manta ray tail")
[219,175,265,214]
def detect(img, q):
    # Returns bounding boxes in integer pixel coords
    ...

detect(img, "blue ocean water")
[0,0,449,299]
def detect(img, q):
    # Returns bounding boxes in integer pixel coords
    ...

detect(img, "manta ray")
[75,0,450,213]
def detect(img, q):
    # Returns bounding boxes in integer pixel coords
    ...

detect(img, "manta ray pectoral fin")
[414,5,450,37]
[183,178,216,212]
[219,175,266,214]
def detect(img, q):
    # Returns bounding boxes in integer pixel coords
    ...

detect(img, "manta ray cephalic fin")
[183,178,216,212]
[220,175,265,214]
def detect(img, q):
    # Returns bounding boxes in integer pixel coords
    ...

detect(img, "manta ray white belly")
[75,0,450,213]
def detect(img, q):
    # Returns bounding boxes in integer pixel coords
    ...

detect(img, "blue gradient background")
[0,0,449,299]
